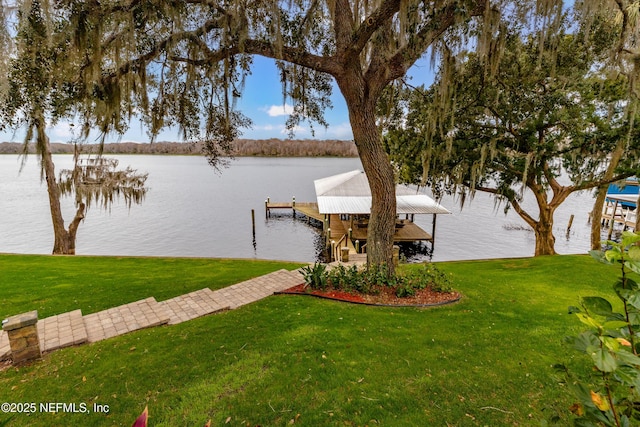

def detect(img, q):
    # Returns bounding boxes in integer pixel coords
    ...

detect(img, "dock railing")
[332,234,348,262]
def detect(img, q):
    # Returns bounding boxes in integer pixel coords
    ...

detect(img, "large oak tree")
[0,0,148,254]
[384,23,640,256]
[49,0,502,269]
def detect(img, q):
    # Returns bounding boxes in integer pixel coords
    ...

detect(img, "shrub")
[300,263,328,290]
[556,231,640,426]
[301,262,453,298]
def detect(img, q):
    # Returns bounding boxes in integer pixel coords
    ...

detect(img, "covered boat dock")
[314,170,450,259]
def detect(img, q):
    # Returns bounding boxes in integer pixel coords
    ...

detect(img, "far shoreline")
[0,139,359,158]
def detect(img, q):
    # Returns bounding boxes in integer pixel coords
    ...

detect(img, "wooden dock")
[347,219,433,243]
[265,199,324,222]
[265,198,433,263]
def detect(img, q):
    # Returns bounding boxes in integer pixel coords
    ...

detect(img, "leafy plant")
[300,263,328,290]
[404,263,453,293]
[302,262,452,298]
[558,231,640,426]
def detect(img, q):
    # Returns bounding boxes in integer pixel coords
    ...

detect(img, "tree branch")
[348,0,401,58]
[386,0,487,81]
[171,38,341,75]
[474,184,538,228]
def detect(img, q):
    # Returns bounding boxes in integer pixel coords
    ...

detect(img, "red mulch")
[280,284,461,307]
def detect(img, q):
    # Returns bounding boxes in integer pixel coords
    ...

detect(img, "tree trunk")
[590,186,608,250]
[591,141,625,249]
[35,113,76,255]
[533,208,557,256]
[342,89,396,271]
[67,203,86,255]
[507,178,566,256]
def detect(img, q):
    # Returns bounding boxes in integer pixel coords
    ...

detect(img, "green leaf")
[628,311,640,326]
[628,245,640,262]
[621,231,640,248]
[601,336,621,352]
[625,278,639,290]
[582,297,613,316]
[626,292,640,310]
[614,349,640,367]
[573,331,600,353]
[620,415,631,427]
[590,347,618,372]
[605,247,623,263]
[614,365,640,388]
[590,249,611,265]
[625,260,640,275]
[576,313,602,329]
[568,305,582,314]
[603,320,630,330]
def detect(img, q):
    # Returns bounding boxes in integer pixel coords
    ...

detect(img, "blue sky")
[1,56,434,144]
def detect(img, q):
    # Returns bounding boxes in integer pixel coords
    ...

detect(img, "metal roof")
[314,170,450,215]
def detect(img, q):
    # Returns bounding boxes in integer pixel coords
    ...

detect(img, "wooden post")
[265,197,271,219]
[251,209,256,236]
[566,214,574,232]
[348,228,352,240]
[355,240,360,253]
[330,240,336,262]
[608,201,619,239]
[326,228,331,246]
[431,214,437,246]
[341,247,349,262]
[292,196,296,218]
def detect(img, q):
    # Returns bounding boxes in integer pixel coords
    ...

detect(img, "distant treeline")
[0,139,358,157]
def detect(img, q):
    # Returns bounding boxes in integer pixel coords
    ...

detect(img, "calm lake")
[0,155,600,262]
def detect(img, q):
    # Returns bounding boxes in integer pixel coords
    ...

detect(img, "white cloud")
[325,122,353,139]
[265,103,294,117]
[280,125,308,135]
[48,122,76,140]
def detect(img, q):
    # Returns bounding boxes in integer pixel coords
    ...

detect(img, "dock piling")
[566,214,574,235]
[251,209,256,235]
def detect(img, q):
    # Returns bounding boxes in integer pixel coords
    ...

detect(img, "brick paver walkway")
[37,309,87,352]
[0,268,304,362]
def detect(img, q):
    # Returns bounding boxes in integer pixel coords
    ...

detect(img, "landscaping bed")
[293,262,461,307]
[280,283,461,306]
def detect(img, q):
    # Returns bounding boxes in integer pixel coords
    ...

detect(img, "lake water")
[0,155,602,262]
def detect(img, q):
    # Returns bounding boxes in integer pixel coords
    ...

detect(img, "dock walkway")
[266,200,324,222]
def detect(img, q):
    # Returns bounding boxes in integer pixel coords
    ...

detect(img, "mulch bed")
[278,284,461,307]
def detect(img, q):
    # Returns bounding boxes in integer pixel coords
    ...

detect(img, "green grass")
[0,254,622,426]
[0,254,303,318]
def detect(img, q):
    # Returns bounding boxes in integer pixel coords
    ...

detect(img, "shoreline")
[0,139,359,158]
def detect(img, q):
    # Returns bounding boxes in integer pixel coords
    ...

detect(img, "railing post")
[341,247,349,262]
[330,240,336,262]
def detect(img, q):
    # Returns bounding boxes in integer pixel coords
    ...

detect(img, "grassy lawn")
[0,254,303,319]
[0,254,621,426]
